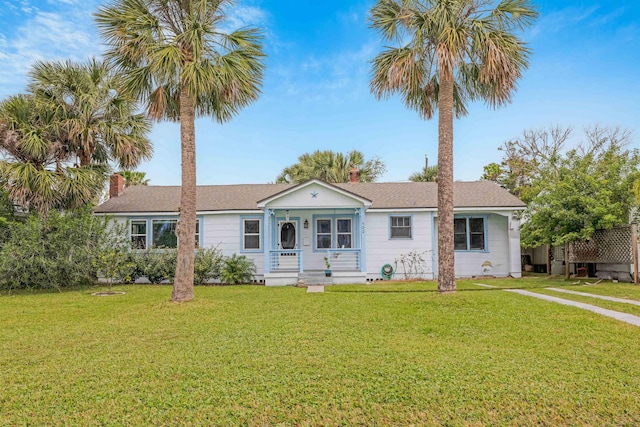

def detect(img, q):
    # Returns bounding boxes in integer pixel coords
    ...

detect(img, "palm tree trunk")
[437,70,456,292]
[172,85,196,302]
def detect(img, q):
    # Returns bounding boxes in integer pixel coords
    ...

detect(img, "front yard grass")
[1,280,639,426]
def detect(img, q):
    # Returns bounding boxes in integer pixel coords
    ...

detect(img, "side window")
[316,219,332,249]
[336,219,352,248]
[130,220,147,249]
[152,219,177,248]
[454,217,486,251]
[469,218,485,251]
[454,218,467,250]
[390,216,411,239]
[151,219,200,248]
[243,219,261,250]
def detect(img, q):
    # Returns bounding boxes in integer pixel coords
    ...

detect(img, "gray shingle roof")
[94,181,525,213]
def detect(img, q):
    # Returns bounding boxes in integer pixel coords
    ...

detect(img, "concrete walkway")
[546,288,640,306]
[504,289,640,327]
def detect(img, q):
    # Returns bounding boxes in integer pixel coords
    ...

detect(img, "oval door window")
[280,222,296,250]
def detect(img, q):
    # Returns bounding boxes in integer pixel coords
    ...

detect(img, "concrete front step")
[298,272,333,286]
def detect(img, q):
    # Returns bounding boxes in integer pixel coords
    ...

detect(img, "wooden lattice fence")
[567,225,638,284]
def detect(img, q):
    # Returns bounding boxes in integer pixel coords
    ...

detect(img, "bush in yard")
[139,248,177,284]
[194,247,223,285]
[114,251,144,284]
[0,209,110,290]
[92,221,131,291]
[220,254,255,285]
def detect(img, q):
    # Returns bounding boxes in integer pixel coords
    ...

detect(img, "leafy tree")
[519,127,640,247]
[96,0,266,302]
[481,125,572,202]
[0,59,152,215]
[370,0,537,292]
[118,170,150,187]
[92,221,131,292]
[409,165,438,182]
[276,149,386,184]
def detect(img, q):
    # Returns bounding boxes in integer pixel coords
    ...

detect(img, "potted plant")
[324,257,332,277]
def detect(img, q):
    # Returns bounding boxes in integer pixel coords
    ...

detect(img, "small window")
[454,217,486,251]
[316,219,332,249]
[130,220,147,249]
[454,218,467,250]
[469,218,485,251]
[390,216,411,239]
[243,219,261,250]
[336,219,352,248]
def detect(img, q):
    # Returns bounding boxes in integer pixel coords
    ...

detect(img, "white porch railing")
[269,249,303,272]
[325,249,361,271]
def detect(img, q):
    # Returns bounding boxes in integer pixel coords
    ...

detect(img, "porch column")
[357,207,367,272]
[509,214,522,278]
[263,209,273,273]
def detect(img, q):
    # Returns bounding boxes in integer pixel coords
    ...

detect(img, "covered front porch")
[256,180,371,286]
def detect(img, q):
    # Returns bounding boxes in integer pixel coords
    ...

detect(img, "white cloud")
[531,6,600,37]
[0,2,100,97]
[279,42,377,105]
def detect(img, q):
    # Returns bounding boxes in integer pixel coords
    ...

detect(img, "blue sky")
[1,0,638,185]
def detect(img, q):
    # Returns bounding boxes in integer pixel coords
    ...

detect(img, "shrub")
[139,249,177,284]
[220,254,255,285]
[194,247,223,285]
[114,252,144,284]
[92,221,131,291]
[0,210,110,290]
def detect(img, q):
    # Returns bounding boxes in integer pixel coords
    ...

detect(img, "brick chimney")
[349,167,360,183]
[109,173,124,198]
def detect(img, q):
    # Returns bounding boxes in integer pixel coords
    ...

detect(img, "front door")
[278,221,298,270]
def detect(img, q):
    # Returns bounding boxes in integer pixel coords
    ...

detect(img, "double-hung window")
[130,220,147,249]
[454,217,485,251]
[243,219,261,250]
[336,219,352,248]
[390,216,412,239]
[316,219,332,249]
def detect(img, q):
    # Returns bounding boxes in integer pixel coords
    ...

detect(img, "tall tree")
[29,59,152,168]
[519,129,639,247]
[276,149,386,184]
[0,59,151,216]
[370,0,537,292]
[118,170,150,187]
[409,164,438,182]
[96,0,265,302]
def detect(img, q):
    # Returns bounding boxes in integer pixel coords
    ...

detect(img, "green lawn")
[1,279,639,426]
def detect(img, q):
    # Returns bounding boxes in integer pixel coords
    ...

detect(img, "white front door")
[278,220,298,270]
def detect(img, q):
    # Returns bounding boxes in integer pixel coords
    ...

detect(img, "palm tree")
[0,59,152,216]
[118,170,150,187]
[96,0,265,302]
[370,0,537,292]
[0,94,107,215]
[409,164,438,182]
[29,59,152,168]
[276,149,386,183]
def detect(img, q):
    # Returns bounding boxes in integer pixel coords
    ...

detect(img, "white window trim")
[390,215,412,239]
[336,218,353,249]
[316,218,332,249]
[130,220,147,249]
[242,218,262,251]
